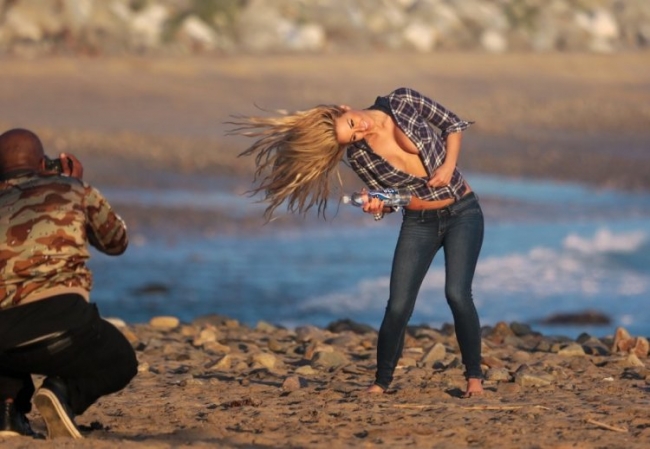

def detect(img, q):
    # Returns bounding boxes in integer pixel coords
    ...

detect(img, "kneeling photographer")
[0,128,137,440]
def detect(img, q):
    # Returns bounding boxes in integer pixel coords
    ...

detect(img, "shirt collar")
[0,169,36,181]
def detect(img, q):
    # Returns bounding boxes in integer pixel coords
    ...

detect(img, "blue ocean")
[91,174,650,339]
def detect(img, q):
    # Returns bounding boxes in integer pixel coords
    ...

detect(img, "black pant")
[0,294,137,415]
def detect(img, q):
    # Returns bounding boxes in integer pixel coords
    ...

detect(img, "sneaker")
[0,400,43,439]
[33,378,82,439]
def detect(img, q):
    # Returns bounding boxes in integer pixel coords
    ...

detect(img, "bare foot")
[365,384,385,394]
[462,378,484,398]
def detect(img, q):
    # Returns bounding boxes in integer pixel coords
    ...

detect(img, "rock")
[192,327,219,347]
[514,365,555,387]
[129,4,169,49]
[206,355,232,371]
[480,29,507,53]
[619,353,646,368]
[485,368,511,382]
[612,328,649,358]
[256,321,278,332]
[294,365,318,376]
[557,343,586,357]
[251,353,278,370]
[311,350,349,370]
[613,327,633,352]
[486,321,515,343]
[267,338,286,354]
[510,322,535,337]
[515,372,555,388]
[304,343,333,360]
[420,342,447,367]
[0,0,647,56]
[326,319,375,335]
[149,316,180,329]
[397,357,417,368]
[496,382,521,395]
[202,341,231,354]
[137,361,150,373]
[634,337,649,358]
[295,325,325,343]
[403,21,437,52]
[282,375,307,392]
[176,15,219,51]
[481,356,506,369]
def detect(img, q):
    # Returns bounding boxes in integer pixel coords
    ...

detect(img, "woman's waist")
[406,188,473,211]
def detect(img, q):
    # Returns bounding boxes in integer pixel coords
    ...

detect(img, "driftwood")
[586,419,628,433]
[391,403,551,411]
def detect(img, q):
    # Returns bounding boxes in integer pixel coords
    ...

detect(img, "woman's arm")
[427,131,462,188]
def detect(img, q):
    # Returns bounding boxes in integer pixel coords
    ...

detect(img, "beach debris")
[586,419,628,433]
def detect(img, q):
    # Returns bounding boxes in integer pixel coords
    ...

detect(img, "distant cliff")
[0,0,648,56]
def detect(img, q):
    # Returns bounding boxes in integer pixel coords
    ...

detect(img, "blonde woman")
[230,87,484,397]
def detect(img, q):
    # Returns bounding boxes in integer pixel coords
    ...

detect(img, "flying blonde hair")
[227,105,346,221]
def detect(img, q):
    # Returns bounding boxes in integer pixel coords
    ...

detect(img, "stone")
[251,353,278,370]
[149,316,180,329]
[557,343,586,357]
[282,375,307,392]
[420,342,447,367]
[311,350,349,370]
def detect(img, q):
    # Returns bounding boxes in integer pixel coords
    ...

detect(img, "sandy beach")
[1,52,649,447]
[2,316,649,449]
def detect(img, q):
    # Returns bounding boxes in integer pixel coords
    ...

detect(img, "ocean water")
[91,174,650,339]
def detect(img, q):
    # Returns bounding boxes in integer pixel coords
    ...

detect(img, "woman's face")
[334,109,375,145]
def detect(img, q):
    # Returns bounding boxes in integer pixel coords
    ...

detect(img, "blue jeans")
[375,192,484,389]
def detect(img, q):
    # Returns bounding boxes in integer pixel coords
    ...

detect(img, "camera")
[44,157,72,174]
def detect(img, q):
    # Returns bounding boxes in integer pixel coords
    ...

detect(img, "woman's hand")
[427,163,454,188]
[362,196,385,215]
[358,188,385,215]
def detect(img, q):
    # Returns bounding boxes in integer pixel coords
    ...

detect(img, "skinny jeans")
[375,192,484,389]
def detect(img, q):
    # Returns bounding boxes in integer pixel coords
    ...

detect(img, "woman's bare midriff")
[405,187,473,211]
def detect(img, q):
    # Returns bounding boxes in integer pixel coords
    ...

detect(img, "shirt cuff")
[444,120,474,135]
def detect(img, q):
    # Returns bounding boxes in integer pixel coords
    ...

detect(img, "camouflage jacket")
[0,173,128,309]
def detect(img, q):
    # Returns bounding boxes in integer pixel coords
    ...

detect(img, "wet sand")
[0,52,649,447]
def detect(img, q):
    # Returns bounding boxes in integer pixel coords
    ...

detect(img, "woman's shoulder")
[387,87,424,99]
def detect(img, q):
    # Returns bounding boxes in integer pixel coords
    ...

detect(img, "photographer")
[0,128,137,439]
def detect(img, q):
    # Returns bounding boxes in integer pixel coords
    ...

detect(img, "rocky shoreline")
[1,0,649,56]
[2,315,648,448]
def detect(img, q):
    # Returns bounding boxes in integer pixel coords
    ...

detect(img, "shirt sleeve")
[346,148,383,191]
[391,87,473,137]
[83,184,128,255]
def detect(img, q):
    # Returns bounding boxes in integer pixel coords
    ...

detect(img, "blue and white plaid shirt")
[346,87,472,201]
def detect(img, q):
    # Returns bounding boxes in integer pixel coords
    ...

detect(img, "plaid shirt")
[346,87,472,201]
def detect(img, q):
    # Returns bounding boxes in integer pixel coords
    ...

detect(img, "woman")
[229,87,484,397]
